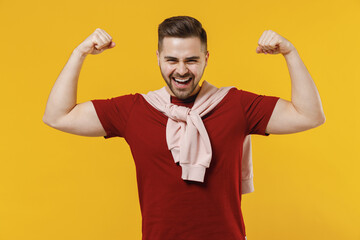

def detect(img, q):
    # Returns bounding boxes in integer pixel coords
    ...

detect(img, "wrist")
[72,48,88,59]
[283,48,298,59]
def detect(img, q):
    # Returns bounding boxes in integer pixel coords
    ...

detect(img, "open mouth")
[172,77,192,87]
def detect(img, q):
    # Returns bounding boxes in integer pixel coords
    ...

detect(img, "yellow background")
[1,0,359,239]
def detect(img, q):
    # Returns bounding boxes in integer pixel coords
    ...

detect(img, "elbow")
[43,114,67,129]
[319,111,326,125]
[42,115,56,127]
[42,115,51,126]
[313,113,326,127]
[320,114,326,125]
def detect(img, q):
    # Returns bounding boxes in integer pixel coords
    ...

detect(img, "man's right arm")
[42,28,116,137]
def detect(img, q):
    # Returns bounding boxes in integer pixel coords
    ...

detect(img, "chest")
[125,99,247,156]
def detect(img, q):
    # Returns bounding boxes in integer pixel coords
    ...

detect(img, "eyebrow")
[164,56,200,60]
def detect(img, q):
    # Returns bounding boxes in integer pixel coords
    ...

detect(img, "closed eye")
[166,60,197,62]
[166,59,197,62]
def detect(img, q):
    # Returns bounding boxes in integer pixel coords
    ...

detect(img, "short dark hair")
[158,16,207,53]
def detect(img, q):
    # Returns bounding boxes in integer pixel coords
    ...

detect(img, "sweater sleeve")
[91,94,136,139]
[239,89,280,136]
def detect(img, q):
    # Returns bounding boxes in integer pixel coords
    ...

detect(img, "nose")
[175,61,189,76]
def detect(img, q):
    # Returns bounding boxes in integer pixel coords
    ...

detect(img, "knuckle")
[92,35,98,42]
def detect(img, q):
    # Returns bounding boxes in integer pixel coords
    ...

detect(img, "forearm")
[43,48,86,124]
[283,50,325,123]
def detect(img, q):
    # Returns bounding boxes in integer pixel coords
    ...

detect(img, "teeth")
[174,78,191,82]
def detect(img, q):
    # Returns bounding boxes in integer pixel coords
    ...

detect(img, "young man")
[43,16,325,240]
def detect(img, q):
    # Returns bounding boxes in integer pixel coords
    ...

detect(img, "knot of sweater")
[164,104,191,122]
[163,103,211,182]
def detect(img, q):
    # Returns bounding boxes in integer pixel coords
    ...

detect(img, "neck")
[165,84,201,100]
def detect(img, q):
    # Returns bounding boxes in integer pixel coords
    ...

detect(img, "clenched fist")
[75,28,115,56]
[256,30,295,56]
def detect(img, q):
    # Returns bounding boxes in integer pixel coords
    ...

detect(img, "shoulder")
[106,92,143,104]
[220,87,243,104]
[226,87,252,98]
[226,87,271,105]
[218,87,269,111]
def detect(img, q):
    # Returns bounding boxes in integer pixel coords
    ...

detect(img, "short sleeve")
[91,94,136,139]
[239,89,280,136]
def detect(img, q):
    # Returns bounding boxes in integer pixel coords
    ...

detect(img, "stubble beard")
[167,77,198,100]
[159,65,204,100]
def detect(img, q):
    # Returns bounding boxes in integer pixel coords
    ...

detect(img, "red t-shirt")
[91,87,280,240]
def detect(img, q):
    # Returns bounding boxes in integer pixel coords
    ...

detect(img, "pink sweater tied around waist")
[141,80,254,194]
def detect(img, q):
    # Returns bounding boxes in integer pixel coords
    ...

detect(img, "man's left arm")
[256,30,326,134]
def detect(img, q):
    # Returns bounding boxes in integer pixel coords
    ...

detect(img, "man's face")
[157,37,209,100]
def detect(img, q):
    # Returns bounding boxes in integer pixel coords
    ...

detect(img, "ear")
[156,50,160,66]
[205,51,209,67]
